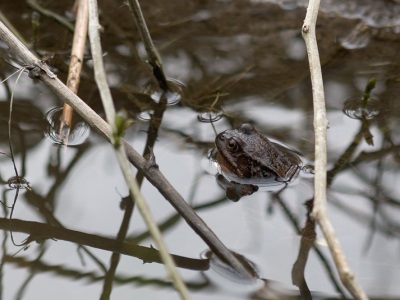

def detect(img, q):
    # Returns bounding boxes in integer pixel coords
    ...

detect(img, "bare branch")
[301,1,368,299]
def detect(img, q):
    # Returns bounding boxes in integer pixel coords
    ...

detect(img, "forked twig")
[301,1,368,299]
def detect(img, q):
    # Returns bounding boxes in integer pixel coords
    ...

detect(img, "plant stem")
[60,0,89,145]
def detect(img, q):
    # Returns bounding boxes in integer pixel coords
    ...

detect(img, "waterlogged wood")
[0,218,209,271]
[301,1,369,299]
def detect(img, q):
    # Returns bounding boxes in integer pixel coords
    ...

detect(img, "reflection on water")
[197,110,223,123]
[7,176,31,190]
[44,107,90,146]
[343,97,380,120]
[202,249,259,284]
[143,78,186,106]
[340,23,371,50]
[1,0,400,299]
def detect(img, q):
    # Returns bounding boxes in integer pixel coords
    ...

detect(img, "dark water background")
[1,0,400,299]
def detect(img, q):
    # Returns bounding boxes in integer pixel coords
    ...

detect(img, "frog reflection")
[213,124,302,201]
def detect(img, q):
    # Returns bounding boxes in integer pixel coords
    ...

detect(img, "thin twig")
[87,1,190,299]
[301,1,368,299]
[0,19,253,282]
[127,0,168,91]
[60,0,89,145]
[7,68,30,247]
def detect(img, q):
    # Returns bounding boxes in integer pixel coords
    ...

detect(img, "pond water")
[1,0,400,299]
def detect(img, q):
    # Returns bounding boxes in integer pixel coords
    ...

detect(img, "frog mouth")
[213,149,244,178]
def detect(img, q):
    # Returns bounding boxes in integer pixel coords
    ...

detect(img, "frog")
[214,123,302,186]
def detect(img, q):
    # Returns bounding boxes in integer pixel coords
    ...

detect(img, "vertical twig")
[59,0,89,145]
[126,0,169,184]
[301,1,368,299]
[127,0,168,91]
[87,1,190,299]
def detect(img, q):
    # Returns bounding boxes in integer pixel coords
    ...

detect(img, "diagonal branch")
[0,18,253,282]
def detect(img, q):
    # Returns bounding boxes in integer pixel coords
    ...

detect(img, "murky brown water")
[1,0,400,299]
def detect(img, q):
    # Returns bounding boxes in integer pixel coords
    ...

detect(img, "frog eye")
[227,138,239,152]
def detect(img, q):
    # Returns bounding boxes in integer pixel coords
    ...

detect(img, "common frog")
[214,123,301,186]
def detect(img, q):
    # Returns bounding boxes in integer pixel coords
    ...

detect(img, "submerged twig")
[59,0,89,146]
[301,1,368,299]
[0,218,209,271]
[27,0,74,32]
[327,128,364,186]
[87,1,189,299]
[275,194,347,297]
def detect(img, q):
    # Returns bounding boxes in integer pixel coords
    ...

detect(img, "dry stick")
[86,1,190,299]
[0,19,252,282]
[301,1,369,299]
[59,0,88,145]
